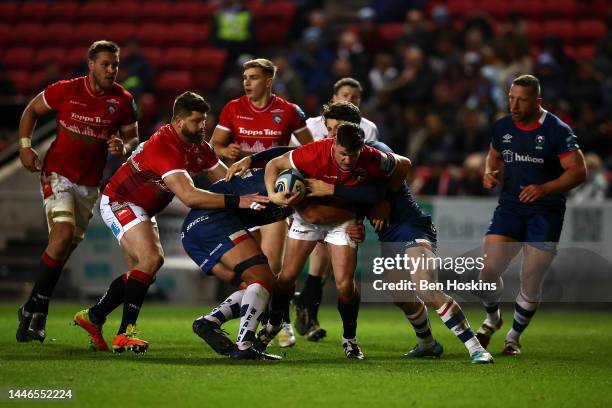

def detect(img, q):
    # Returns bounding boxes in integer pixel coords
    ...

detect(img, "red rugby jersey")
[42,76,137,186]
[216,94,307,153]
[104,124,220,216]
[289,138,396,186]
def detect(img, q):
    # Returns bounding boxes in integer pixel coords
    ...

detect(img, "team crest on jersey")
[272,113,282,124]
[502,149,513,163]
[502,134,513,143]
[535,135,545,150]
[107,103,116,114]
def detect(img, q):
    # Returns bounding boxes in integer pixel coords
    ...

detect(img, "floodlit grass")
[1,303,611,407]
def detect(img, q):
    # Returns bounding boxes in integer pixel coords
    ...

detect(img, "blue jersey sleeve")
[552,120,579,156]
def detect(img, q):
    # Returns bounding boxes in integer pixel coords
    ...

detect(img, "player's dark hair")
[335,122,364,151]
[322,101,361,125]
[173,91,211,118]
[243,58,277,78]
[512,74,541,96]
[333,77,363,94]
[88,40,120,60]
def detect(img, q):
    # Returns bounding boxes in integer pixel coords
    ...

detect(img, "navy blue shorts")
[181,210,251,275]
[379,216,437,253]
[486,203,565,252]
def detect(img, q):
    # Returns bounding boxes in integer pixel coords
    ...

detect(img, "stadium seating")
[1,0,608,100]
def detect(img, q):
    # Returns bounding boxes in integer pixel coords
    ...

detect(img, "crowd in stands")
[1,0,611,199]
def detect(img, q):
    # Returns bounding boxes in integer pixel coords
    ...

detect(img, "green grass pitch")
[1,303,611,407]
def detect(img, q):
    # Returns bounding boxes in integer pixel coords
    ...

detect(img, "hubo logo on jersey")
[535,135,545,150]
[272,113,282,124]
[502,134,513,143]
[515,153,544,164]
[502,150,513,163]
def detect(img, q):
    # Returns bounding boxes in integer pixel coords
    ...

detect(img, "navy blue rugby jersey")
[183,168,292,231]
[491,110,579,207]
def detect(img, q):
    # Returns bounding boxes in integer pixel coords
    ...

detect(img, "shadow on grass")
[0,345,479,368]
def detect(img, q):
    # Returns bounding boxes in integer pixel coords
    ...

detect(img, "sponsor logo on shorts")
[110,222,121,237]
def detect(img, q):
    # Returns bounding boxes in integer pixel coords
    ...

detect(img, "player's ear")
[87,58,95,71]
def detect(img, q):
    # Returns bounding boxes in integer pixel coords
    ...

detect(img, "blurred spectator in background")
[368,52,398,93]
[400,8,434,54]
[336,29,370,87]
[371,0,425,23]
[290,27,333,109]
[118,39,153,102]
[272,55,305,106]
[570,152,608,202]
[211,0,255,60]
[392,45,436,106]
[457,152,490,196]
[356,7,383,55]
[406,112,461,166]
[411,157,459,196]
[455,106,489,156]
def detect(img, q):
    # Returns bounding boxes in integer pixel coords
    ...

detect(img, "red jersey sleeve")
[289,103,307,133]
[363,146,396,178]
[216,101,235,133]
[42,80,68,110]
[289,142,322,177]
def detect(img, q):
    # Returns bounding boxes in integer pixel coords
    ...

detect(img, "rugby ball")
[275,169,306,201]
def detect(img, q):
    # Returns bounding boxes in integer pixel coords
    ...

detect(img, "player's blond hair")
[243,58,277,78]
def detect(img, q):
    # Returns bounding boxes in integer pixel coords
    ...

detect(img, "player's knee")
[141,249,164,273]
[335,278,356,299]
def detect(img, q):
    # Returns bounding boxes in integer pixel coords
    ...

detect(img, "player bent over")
[257,123,410,359]
[475,75,586,355]
[73,92,268,353]
[185,166,373,359]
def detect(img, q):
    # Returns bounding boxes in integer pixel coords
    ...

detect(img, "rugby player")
[17,41,138,343]
[210,58,314,346]
[475,75,586,355]
[184,167,373,360]
[73,91,268,353]
[258,121,411,359]
[292,78,378,340]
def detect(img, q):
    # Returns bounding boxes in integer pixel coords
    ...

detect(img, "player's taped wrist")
[19,138,31,149]
[224,194,240,208]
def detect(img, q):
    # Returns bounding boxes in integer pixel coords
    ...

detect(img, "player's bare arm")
[164,171,268,210]
[519,150,587,203]
[484,144,503,189]
[294,127,314,146]
[18,92,52,172]
[210,127,241,161]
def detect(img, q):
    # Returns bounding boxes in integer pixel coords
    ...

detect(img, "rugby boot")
[192,317,236,356]
[73,309,109,351]
[112,324,148,354]
[404,341,444,358]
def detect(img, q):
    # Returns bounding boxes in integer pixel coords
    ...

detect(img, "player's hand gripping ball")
[275,169,306,203]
